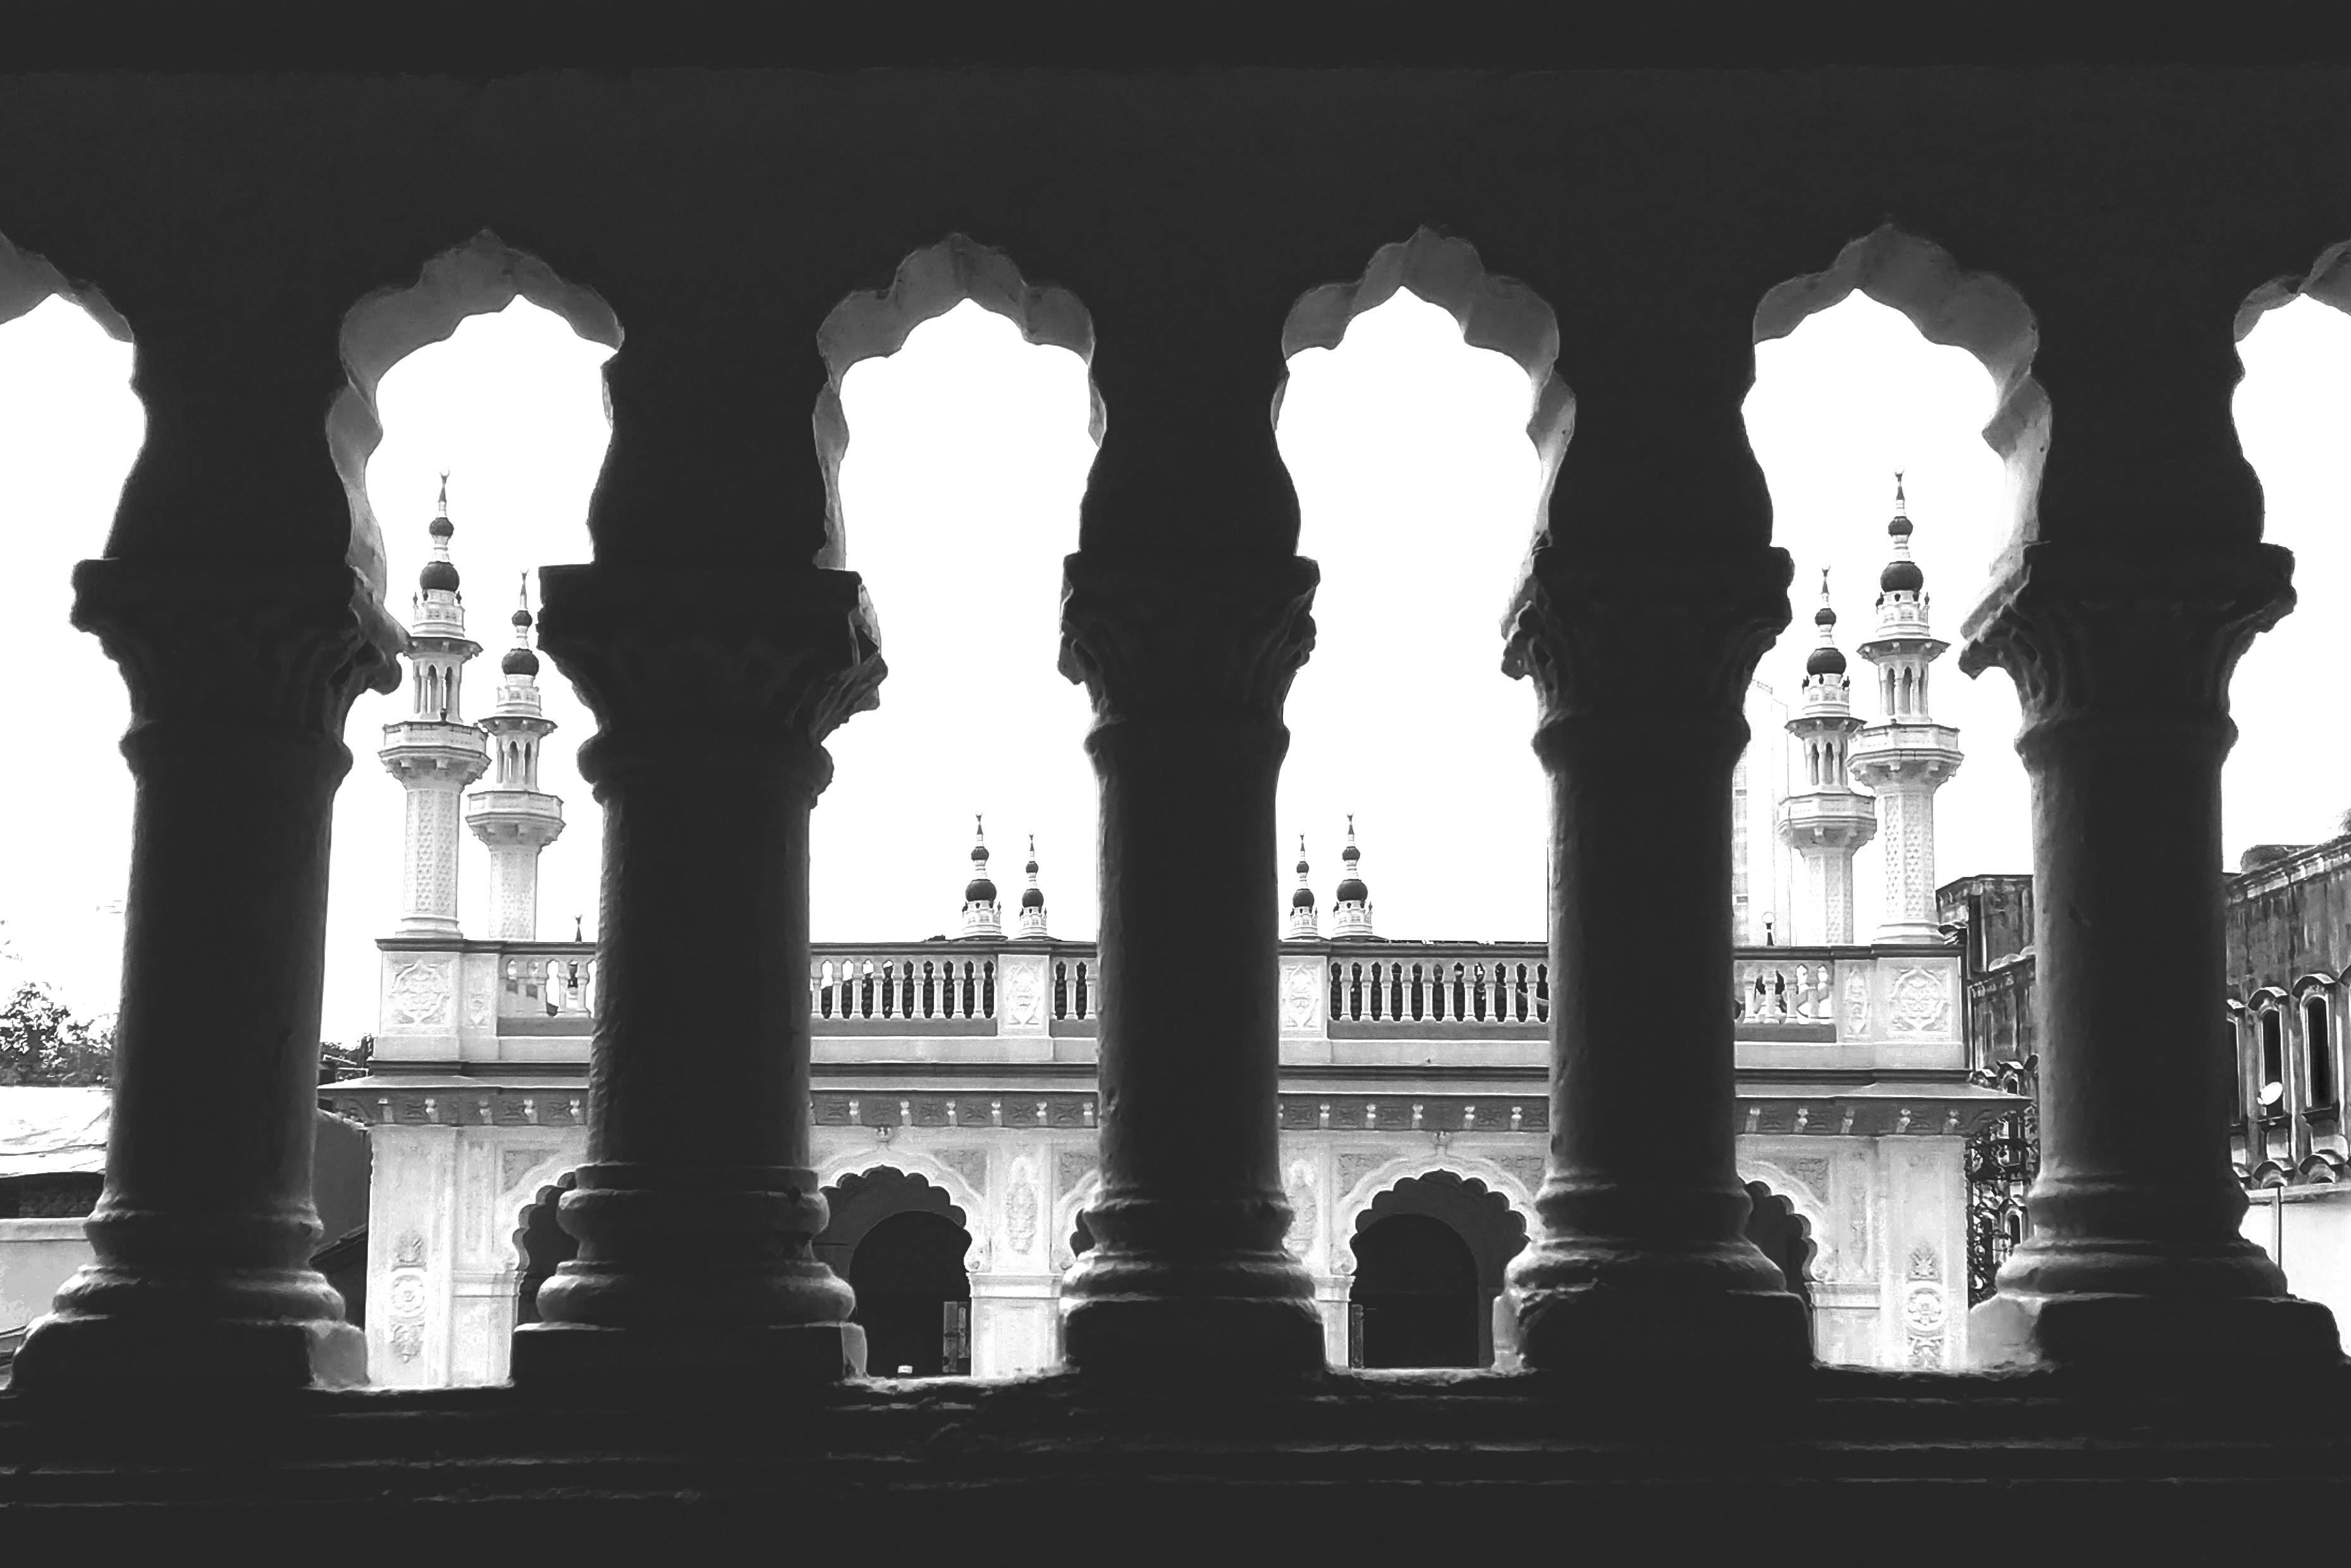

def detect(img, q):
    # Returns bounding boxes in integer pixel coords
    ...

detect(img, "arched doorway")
[512,1172,578,1327]
[1742,1180,1817,1351]
[1351,1213,1479,1368]
[1347,1170,1530,1369]
[816,1167,974,1377]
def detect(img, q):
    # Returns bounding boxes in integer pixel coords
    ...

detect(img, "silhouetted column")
[1964,541,2340,1369]
[12,560,400,1397]
[1056,553,1325,1377]
[509,565,883,1392]
[1502,544,1814,1373]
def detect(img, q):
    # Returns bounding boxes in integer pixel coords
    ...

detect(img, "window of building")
[2260,1007,2287,1113]
[2306,996,2335,1108]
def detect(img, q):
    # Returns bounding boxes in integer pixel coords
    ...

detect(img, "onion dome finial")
[1805,567,1848,678]
[419,471,461,592]
[1334,815,1368,905]
[964,815,997,904]
[1291,834,1317,911]
[501,572,541,677]
[1878,470,1924,596]
[1020,834,1045,911]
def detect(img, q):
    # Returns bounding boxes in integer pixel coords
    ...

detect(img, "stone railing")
[1318,945,1550,1029]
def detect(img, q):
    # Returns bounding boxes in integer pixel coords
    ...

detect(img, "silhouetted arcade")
[3,23,2351,1557]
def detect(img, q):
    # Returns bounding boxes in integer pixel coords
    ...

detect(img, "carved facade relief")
[1003,958,1045,1027]
[1890,967,1951,1035]
[389,960,454,1027]
[1005,1163,1040,1257]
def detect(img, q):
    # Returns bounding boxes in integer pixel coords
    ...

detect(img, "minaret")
[465,575,565,941]
[959,816,1003,938]
[1330,816,1375,940]
[380,475,489,938]
[1286,836,1320,940]
[1776,570,1877,943]
[1015,835,1050,939]
[1848,475,1964,944]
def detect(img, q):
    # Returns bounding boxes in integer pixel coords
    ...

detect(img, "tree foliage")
[0,984,114,1087]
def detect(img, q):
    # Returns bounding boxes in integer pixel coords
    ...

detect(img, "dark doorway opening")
[1347,1170,1528,1367]
[513,1171,579,1327]
[850,1209,973,1377]
[1741,1180,1817,1351]
[1349,1212,1480,1369]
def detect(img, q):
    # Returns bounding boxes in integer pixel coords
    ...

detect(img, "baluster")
[1452,963,1467,1020]
[984,960,996,1019]
[1411,963,1425,1021]
[923,960,936,1018]
[1390,963,1404,1020]
[1329,961,1342,1020]
[1076,960,1090,1020]
[1536,964,1550,1024]
[1055,960,1068,1019]
[1349,962,1363,1022]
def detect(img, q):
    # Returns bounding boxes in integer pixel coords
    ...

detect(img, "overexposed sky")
[3,278,2348,1044]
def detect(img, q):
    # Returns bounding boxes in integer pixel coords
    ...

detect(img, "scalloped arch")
[1753,223,2044,599]
[0,228,132,343]
[815,1149,988,1251]
[1280,227,1573,566]
[2234,239,2351,340]
[1330,1151,1539,1274]
[812,233,1101,571]
[330,230,622,608]
[1053,1168,1103,1271]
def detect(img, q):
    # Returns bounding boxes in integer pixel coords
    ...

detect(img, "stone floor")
[4,1364,2348,1558]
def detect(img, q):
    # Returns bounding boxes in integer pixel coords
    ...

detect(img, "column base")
[508,1320,866,1394]
[1060,1294,1328,1380]
[8,1311,367,1398]
[1970,1290,2343,1372]
[1512,1283,1814,1376]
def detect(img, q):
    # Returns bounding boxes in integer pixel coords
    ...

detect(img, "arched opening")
[2261,1006,2288,1112]
[850,1211,974,1378]
[512,1171,579,1327]
[2309,996,2336,1109]
[1274,233,1557,940]
[1745,230,2022,945]
[1741,1180,1817,1350]
[816,1165,974,1378]
[1349,1213,1478,1369]
[320,235,616,1048]
[1344,1168,1530,1369]
[0,259,142,1036]
[810,238,1100,943]
[2226,251,2351,874]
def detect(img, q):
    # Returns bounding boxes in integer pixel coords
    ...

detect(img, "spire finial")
[436,470,451,517]
[1893,469,1906,514]
[961,814,1002,938]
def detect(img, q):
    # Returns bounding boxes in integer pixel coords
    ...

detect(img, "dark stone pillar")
[1963,540,2342,1370]
[508,565,884,1392]
[11,560,400,1397]
[1501,543,1814,1374]
[1055,553,1326,1378]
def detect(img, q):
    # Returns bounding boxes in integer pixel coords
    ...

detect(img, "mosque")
[330,481,2019,1383]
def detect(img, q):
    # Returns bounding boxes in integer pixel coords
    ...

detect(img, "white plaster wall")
[2244,1187,2351,1330]
[0,1218,90,1334]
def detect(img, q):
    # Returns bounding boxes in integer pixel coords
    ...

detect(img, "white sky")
[3,279,2347,1044]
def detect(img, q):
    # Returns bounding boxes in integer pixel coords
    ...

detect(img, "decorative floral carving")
[1497,1155,1548,1194]
[389,960,453,1027]
[387,1228,430,1364]
[1960,541,2294,737]
[1335,1152,1385,1196]
[536,565,885,788]
[1004,959,1044,1026]
[935,1147,988,1194]
[1280,962,1323,1030]
[1908,1241,1941,1282]
[1502,544,1792,730]
[1843,969,1871,1035]
[1006,1166,1039,1255]
[1057,554,1318,723]
[1057,1149,1098,1189]
[1284,1165,1318,1259]
[499,1147,560,1194]
[70,559,403,740]
[1889,967,1951,1035]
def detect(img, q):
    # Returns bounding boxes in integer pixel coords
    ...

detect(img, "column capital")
[1958,540,2293,743]
[1502,544,1793,733]
[70,558,403,743]
[1057,553,1318,726]
[535,565,883,786]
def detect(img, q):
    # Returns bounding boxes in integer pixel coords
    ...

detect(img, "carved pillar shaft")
[12,561,400,1397]
[1501,545,1813,1372]
[1055,553,1325,1376]
[509,566,883,1391]
[1963,541,2340,1368]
